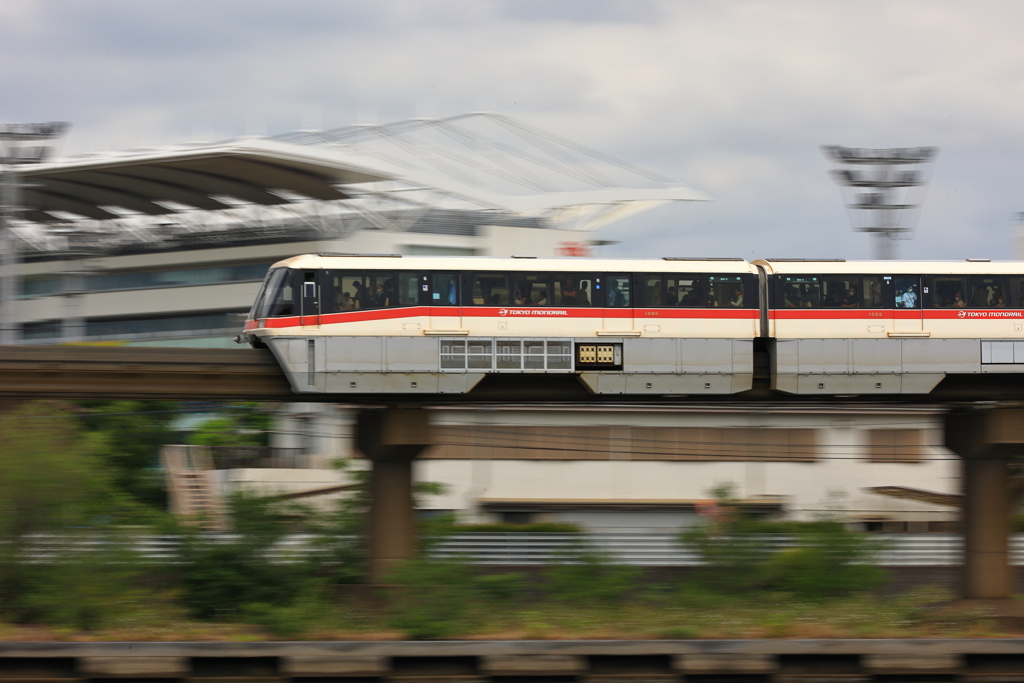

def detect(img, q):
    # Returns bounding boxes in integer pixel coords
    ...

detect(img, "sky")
[1,0,1022,261]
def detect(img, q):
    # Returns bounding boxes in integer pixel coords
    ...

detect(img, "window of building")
[88,261,273,293]
[867,429,922,463]
[85,311,248,339]
[19,278,62,299]
[22,320,61,340]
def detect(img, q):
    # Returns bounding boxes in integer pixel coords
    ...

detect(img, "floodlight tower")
[0,122,69,344]
[822,146,937,260]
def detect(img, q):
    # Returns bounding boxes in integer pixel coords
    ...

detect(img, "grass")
[0,585,1005,641]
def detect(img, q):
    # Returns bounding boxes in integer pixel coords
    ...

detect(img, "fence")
[18,532,1024,567]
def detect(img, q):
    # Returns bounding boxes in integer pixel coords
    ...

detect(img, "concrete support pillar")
[356,408,432,583]
[946,408,1024,599]
[962,456,1011,598]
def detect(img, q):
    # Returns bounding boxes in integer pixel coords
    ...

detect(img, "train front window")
[258,268,295,317]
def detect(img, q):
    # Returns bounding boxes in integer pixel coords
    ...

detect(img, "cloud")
[1,0,1023,260]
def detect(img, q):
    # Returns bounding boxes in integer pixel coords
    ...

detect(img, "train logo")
[499,308,508,316]
[959,310,967,318]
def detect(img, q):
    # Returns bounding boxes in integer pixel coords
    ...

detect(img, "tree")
[76,399,179,509]
[0,401,140,630]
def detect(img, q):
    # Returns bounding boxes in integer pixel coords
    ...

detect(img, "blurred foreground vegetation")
[0,401,1005,640]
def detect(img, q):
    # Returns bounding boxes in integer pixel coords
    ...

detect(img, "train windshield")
[256,268,296,318]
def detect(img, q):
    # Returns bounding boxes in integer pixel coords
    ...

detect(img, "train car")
[242,254,761,395]
[757,259,1024,394]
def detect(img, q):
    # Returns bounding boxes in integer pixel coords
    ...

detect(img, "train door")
[299,270,320,328]
[602,273,633,333]
[428,271,462,331]
[892,275,923,333]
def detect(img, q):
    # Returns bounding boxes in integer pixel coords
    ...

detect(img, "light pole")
[0,122,69,345]
[822,146,937,260]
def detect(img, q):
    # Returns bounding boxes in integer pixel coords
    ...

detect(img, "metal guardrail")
[20,532,1024,567]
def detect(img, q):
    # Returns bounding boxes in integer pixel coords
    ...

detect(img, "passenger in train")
[667,286,678,306]
[680,280,703,306]
[972,287,991,308]
[560,276,578,305]
[953,291,966,308]
[340,292,354,310]
[513,288,526,306]
[840,287,859,308]
[992,286,1005,307]
[607,282,623,307]
[783,284,800,308]
[866,279,883,307]
[535,289,549,306]
[373,283,389,307]
[578,281,591,306]
[352,281,367,309]
[901,285,918,308]
[729,287,744,307]
[447,279,457,305]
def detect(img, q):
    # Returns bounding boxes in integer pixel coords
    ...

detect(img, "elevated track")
[1,344,1023,403]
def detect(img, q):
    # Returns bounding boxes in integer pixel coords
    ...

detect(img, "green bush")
[173,491,311,621]
[385,557,477,639]
[473,572,528,603]
[546,546,639,604]
[763,525,886,599]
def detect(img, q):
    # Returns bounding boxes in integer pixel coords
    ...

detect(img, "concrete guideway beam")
[356,408,432,583]
[0,345,294,399]
[945,407,1024,599]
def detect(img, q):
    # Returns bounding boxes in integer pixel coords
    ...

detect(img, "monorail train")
[241,254,1024,396]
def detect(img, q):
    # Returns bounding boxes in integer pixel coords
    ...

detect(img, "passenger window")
[861,276,884,308]
[472,273,510,306]
[431,273,459,306]
[894,277,920,308]
[708,275,747,308]
[643,275,664,307]
[361,271,394,309]
[822,277,858,308]
[259,268,295,317]
[553,273,592,306]
[673,276,706,307]
[1010,276,1024,308]
[971,276,1007,308]
[397,272,420,306]
[604,274,631,307]
[930,276,968,309]
[512,273,551,306]
[781,276,820,308]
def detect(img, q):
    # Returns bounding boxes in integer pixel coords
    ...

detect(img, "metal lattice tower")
[822,145,937,260]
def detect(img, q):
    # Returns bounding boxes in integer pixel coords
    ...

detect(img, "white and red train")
[241,254,1024,396]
